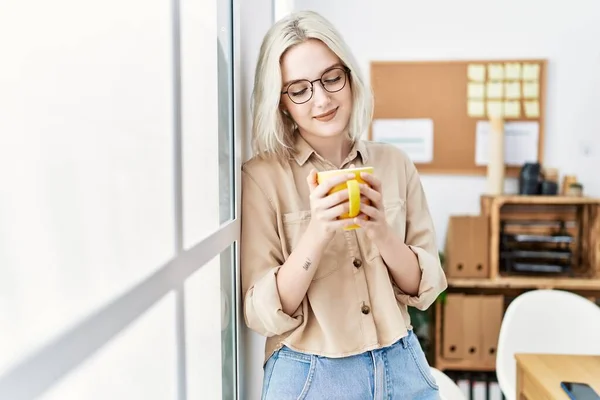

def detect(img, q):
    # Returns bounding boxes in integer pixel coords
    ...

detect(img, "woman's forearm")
[276,223,329,315]
[376,228,422,296]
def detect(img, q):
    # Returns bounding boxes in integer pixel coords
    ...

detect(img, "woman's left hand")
[354,172,392,243]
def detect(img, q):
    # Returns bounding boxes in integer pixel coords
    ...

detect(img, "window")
[0,0,240,398]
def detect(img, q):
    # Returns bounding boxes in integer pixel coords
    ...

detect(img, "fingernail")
[347,173,354,179]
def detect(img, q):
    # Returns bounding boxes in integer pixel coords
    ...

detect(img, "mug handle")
[347,179,360,218]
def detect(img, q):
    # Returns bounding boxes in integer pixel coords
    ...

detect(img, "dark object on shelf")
[500,220,573,275]
[519,163,542,195]
[540,180,558,195]
[540,167,559,195]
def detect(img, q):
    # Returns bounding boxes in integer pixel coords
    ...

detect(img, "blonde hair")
[251,10,373,161]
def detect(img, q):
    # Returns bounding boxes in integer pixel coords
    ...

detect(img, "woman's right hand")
[306,169,356,241]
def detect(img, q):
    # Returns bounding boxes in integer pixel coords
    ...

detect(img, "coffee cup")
[316,166,374,230]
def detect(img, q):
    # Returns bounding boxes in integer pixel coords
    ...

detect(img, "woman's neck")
[300,132,352,168]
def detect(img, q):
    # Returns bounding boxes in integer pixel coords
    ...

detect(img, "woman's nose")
[311,82,331,108]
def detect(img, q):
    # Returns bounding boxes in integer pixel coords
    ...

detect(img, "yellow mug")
[316,166,374,230]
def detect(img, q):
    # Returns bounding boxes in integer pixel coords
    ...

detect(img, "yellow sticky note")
[468,83,485,99]
[468,100,485,117]
[486,82,503,99]
[468,64,486,82]
[488,64,504,80]
[504,100,521,118]
[505,82,521,99]
[505,63,522,80]
[523,63,540,81]
[524,100,540,117]
[523,82,539,99]
[487,100,503,117]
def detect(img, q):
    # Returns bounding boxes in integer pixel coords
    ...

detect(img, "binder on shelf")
[445,215,490,278]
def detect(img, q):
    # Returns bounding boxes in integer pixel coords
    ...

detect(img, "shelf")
[481,195,600,281]
[481,195,600,206]
[448,277,600,291]
[435,195,600,373]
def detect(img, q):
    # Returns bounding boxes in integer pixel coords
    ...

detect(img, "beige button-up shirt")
[241,135,447,364]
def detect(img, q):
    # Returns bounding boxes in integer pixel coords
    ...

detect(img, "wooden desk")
[515,354,600,399]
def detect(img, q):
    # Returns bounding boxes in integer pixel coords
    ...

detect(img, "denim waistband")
[278,330,413,360]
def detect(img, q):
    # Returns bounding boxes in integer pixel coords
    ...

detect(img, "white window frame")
[0,0,244,398]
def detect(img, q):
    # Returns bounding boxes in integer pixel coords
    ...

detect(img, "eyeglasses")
[281,66,350,105]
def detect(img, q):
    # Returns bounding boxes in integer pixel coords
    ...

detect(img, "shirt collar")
[293,134,369,167]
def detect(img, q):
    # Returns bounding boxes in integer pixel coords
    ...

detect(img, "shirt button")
[353,258,362,268]
[361,304,371,315]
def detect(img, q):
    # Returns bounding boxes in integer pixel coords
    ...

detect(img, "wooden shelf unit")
[481,195,600,280]
[433,195,600,372]
[434,285,600,372]
[448,276,600,291]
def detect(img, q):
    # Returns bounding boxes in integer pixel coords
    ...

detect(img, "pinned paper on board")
[505,82,521,99]
[488,64,504,80]
[505,63,522,80]
[487,100,503,118]
[475,121,539,166]
[523,82,539,99]
[370,59,545,175]
[504,100,521,118]
[372,118,434,163]
[468,64,486,82]
[524,100,540,117]
[486,82,503,99]
[468,100,485,117]
[522,63,540,80]
[468,83,485,99]
[465,61,542,119]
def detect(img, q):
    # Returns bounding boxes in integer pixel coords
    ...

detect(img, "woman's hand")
[306,169,357,241]
[354,172,392,242]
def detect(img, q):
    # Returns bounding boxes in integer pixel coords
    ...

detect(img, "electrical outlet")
[580,140,592,156]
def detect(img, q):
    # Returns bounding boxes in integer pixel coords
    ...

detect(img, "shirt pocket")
[282,211,341,281]
[365,198,407,262]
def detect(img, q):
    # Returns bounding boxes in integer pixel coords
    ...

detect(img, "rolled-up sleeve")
[394,158,447,310]
[241,167,303,337]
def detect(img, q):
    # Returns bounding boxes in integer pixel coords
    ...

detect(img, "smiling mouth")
[314,107,338,121]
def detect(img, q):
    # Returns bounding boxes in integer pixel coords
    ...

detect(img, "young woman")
[241,10,447,400]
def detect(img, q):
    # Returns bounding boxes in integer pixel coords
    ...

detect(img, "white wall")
[292,0,600,246]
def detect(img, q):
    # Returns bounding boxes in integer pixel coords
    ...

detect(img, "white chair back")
[430,367,466,400]
[496,289,600,400]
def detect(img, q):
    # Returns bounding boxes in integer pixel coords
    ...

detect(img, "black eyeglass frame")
[281,66,351,105]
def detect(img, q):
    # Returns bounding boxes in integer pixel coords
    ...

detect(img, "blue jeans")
[261,330,440,400]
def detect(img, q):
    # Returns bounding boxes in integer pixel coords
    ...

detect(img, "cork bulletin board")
[369,60,547,177]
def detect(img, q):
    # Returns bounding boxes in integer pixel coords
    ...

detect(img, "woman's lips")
[314,107,338,122]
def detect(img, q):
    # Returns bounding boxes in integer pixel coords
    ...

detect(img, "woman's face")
[280,39,352,142]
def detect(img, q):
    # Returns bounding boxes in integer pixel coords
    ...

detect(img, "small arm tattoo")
[302,258,312,271]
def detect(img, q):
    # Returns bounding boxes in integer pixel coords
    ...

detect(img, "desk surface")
[515,354,600,399]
